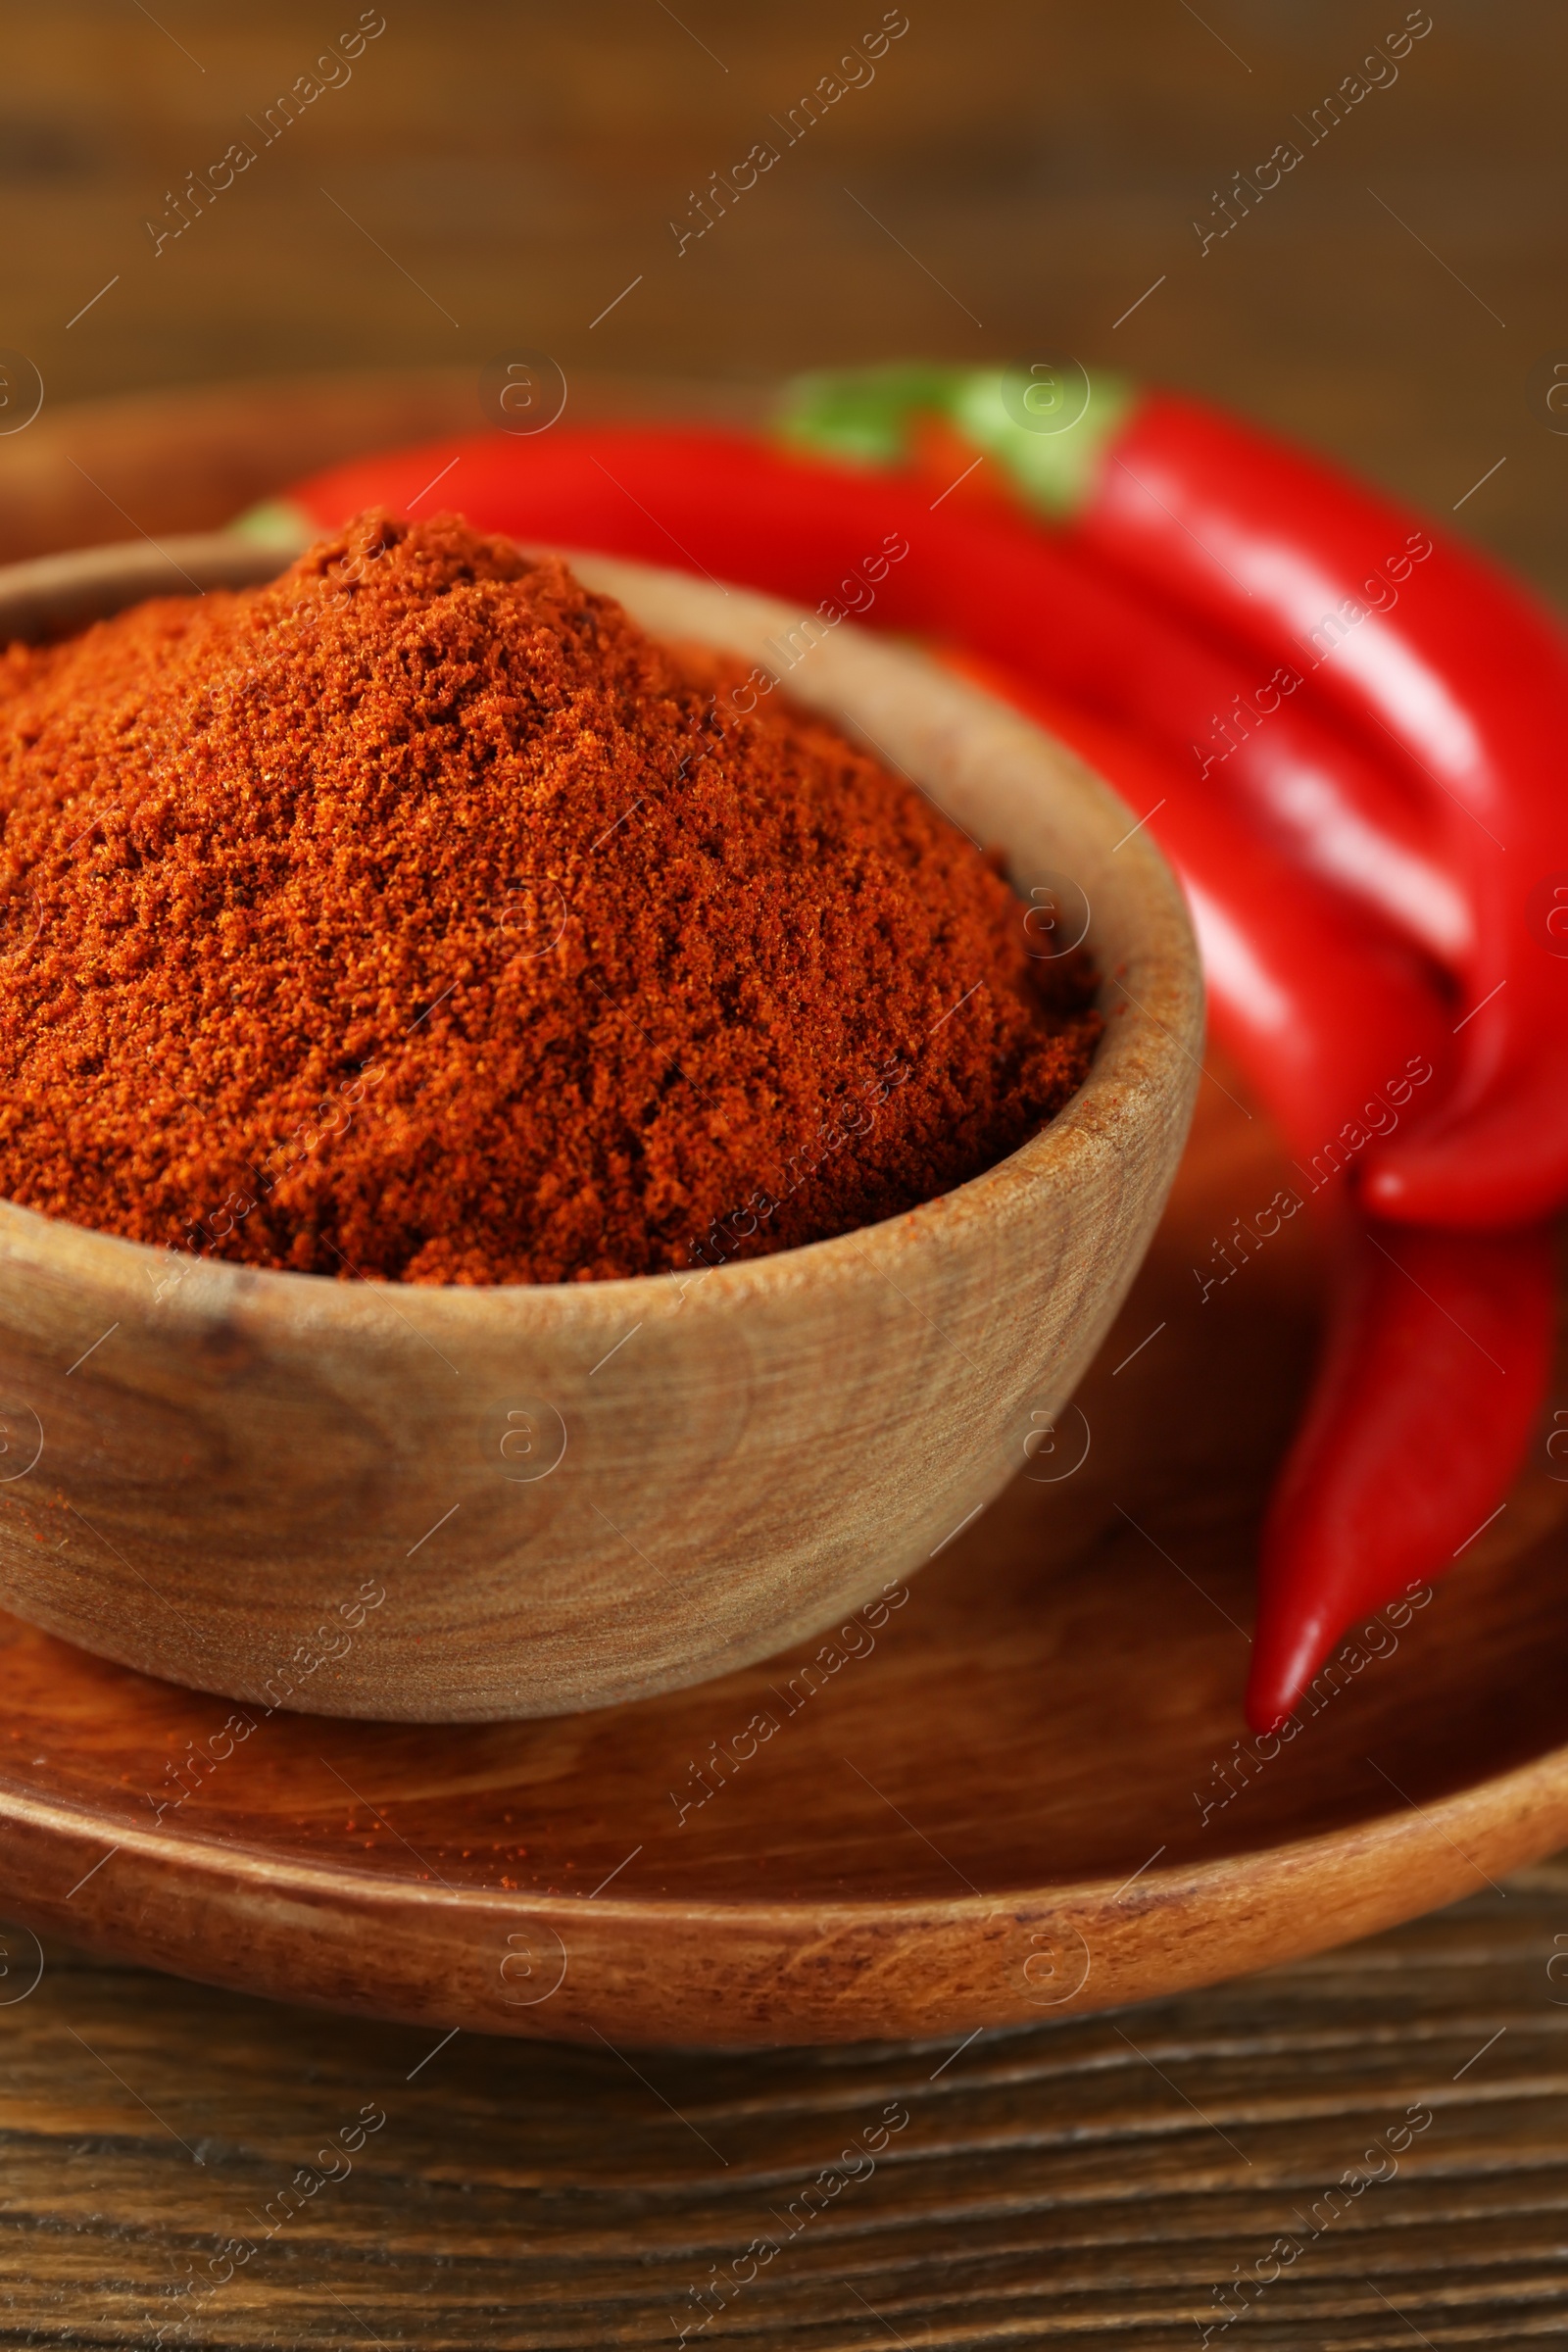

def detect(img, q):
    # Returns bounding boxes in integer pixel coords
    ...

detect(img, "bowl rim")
[0,532,1202,1318]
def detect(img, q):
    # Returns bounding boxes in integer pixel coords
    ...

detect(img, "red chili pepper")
[1247,1221,1557,1731]
[939,653,1450,1183]
[940,661,1555,1727]
[776,368,1568,1228]
[1070,393,1568,1231]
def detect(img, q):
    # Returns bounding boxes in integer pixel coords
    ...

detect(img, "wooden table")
[7,1865,1568,2347]
[3,3,1566,2340]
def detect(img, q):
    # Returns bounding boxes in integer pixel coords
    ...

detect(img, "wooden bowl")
[0,537,1200,1721]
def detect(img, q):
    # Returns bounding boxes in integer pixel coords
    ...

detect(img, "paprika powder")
[0,512,1099,1285]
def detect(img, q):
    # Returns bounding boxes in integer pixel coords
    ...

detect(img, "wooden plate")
[2,1069,1564,2047]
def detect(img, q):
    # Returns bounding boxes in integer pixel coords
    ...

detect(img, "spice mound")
[0,514,1100,1284]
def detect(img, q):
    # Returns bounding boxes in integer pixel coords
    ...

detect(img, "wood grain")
[4,1863,1568,2346]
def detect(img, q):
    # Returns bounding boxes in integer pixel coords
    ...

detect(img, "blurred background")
[2,0,1561,590]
